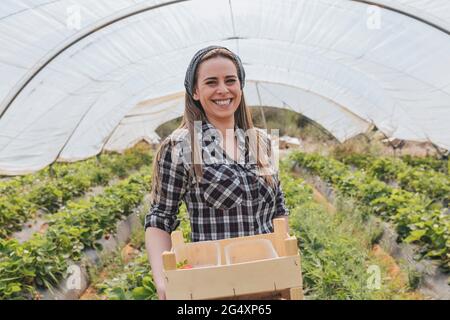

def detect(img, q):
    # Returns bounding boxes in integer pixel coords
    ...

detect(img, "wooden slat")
[171,231,186,263]
[216,233,276,266]
[273,218,288,256]
[162,251,176,271]
[290,287,304,300]
[171,230,184,247]
[164,256,302,300]
[284,236,299,256]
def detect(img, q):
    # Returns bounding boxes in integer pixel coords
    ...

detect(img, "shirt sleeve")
[144,140,187,234]
[273,173,290,217]
[257,128,289,217]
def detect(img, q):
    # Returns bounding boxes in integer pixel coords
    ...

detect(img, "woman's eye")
[205,79,235,85]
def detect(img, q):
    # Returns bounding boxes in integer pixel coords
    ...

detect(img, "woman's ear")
[192,86,200,101]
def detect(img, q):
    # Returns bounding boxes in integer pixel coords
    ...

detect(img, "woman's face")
[193,56,242,122]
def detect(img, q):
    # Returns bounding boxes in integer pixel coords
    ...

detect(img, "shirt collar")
[200,118,247,163]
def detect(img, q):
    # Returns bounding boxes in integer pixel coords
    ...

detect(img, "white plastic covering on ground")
[0,0,449,174]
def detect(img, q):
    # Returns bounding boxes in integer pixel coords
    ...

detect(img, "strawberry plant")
[96,253,157,300]
[401,155,448,174]
[0,147,153,238]
[291,151,450,270]
[340,154,449,205]
[0,167,152,299]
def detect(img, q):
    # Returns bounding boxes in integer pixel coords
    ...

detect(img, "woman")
[144,45,290,300]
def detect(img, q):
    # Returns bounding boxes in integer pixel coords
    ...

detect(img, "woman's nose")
[216,81,230,94]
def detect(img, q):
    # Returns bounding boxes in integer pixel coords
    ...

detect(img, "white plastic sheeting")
[104,92,185,152]
[103,81,371,153]
[373,0,450,31]
[244,81,371,142]
[0,0,449,174]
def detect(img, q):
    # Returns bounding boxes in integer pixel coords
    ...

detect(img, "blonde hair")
[150,48,275,203]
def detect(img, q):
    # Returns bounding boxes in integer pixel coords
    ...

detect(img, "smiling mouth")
[212,98,233,107]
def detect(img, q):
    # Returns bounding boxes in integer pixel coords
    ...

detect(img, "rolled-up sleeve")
[260,129,289,218]
[274,174,290,217]
[144,141,187,234]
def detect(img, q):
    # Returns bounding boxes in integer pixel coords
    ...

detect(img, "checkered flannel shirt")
[144,120,289,242]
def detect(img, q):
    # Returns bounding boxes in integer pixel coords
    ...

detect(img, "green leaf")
[403,229,427,243]
[131,287,151,300]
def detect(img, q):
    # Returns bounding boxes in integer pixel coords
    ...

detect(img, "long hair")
[150,48,276,203]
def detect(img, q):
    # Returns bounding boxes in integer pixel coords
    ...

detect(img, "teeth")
[214,99,231,105]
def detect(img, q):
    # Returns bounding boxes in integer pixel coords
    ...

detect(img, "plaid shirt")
[144,120,289,242]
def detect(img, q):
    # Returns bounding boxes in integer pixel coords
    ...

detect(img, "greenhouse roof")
[0,0,449,174]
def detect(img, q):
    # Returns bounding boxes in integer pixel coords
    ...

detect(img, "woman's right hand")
[156,282,166,300]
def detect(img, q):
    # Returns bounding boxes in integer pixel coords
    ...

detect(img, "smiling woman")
[144,46,290,300]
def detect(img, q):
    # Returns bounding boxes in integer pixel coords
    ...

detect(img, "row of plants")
[284,175,418,299]
[0,150,139,197]
[0,146,152,238]
[337,154,449,205]
[290,152,450,272]
[95,251,157,300]
[280,161,421,299]
[0,175,36,197]
[92,203,190,300]
[401,155,449,174]
[0,167,152,299]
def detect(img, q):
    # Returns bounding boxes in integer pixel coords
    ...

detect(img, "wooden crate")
[162,218,304,300]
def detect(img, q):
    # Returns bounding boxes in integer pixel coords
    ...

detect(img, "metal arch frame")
[1,0,449,120]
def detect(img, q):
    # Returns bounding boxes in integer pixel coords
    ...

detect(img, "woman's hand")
[156,282,166,300]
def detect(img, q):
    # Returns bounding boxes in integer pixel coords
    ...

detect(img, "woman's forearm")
[145,227,172,295]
